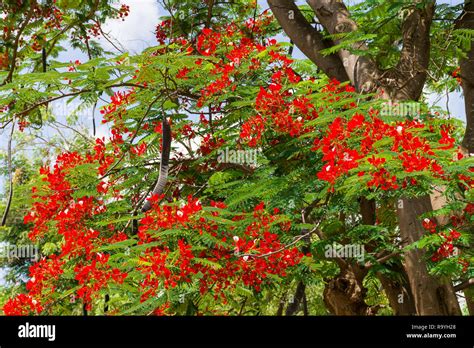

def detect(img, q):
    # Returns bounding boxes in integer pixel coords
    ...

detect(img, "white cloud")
[99,0,160,54]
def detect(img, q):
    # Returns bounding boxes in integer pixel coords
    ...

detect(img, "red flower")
[197,28,221,56]
[422,218,437,234]
[176,67,190,79]
[3,294,43,315]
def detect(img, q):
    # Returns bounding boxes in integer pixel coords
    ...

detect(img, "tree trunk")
[378,266,417,315]
[397,196,461,315]
[360,197,417,315]
[465,288,474,315]
[323,264,373,315]
[267,0,348,82]
[285,281,306,315]
[456,0,474,153]
[307,0,460,315]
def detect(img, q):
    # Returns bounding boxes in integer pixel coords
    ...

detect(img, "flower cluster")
[430,229,461,262]
[313,104,451,190]
[3,294,43,316]
[136,199,303,305]
[421,217,469,270]
[240,115,266,147]
[4,141,127,315]
[452,67,461,85]
[197,28,221,56]
[115,4,130,21]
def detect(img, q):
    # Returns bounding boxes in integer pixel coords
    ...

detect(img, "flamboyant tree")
[0,0,472,315]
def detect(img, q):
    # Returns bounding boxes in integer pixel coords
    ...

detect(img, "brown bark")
[397,196,461,315]
[306,0,379,93]
[465,288,474,315]
[267,0,349,82]
[285,281,306,315]
[309,0,461,316]
[323,264,373,315]
[360,197,417,315]
[389,2,461,315]
[378,266,417,316]
[360,197,376,225]
[456,0,474,152]
[460,78,474,152]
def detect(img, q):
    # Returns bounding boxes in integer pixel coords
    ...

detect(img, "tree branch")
[364,250,401,269]
[101,95,162,179]
[454,278,474,292]
[306,0,379,93]
[267,0,349,82]
[1,121,15,226]
[392,1,435,100]
[2,6,34,85]
[236,224,320,259]
[455,0,474,152]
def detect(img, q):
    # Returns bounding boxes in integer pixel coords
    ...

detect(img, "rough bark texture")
[455,0,474,316]
[389,3,433,100]
[360,197,417,315]
[378,265,417,316]
[267,0,349,82]
[387,3,462,315]
[323,265,371,315]
[306,0,379,93]
[359,197,376,225]
[308,0,461,316]
[322,211,373,315]
[397,196,461,315]
[456,0,474,152]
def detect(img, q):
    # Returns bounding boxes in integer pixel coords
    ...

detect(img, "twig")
[15,83,146,119]
[42,0,100,64]
[2,7,34,85]
[100,95,162,179]
[52,120,94,144]
[364,250,401,269]
[98,22,125,53]
[237,224,320,259]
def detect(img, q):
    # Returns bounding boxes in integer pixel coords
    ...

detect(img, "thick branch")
[456,0,474,152]
[306,0,379,92]
[454,278,474,292]
[142,116,172,212]
[1,121,15,226]
[364,250,401,269]
[267,0,349,82]
[393,2,435,100]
